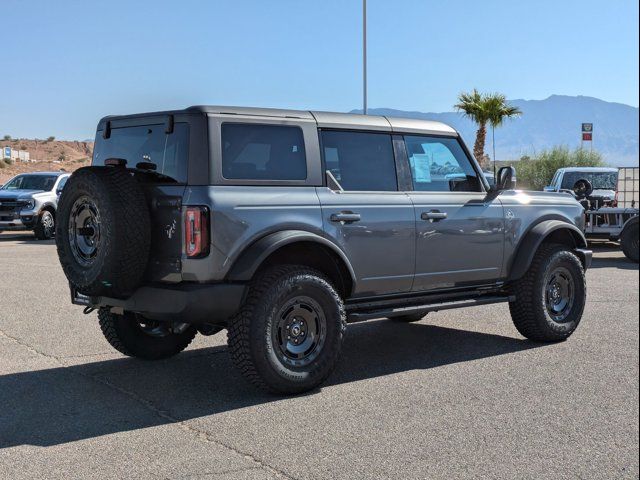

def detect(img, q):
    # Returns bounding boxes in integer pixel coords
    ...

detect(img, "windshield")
[561,171,618,190]
[1,174,57,191]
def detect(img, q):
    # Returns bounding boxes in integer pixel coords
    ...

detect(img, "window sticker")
[411,154,432,183]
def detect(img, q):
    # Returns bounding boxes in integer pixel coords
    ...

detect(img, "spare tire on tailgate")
[55,166,151,299]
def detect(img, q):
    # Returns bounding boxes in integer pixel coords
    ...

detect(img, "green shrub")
[516,146,606,190]
[47,136,55,142]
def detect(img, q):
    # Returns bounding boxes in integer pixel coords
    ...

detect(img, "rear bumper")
[72,283,246,324]
[575,248,593,270]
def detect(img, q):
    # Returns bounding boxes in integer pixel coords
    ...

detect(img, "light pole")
[363,0,367,115]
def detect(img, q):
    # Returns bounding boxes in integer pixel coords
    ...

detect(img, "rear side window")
[404,135,481,192]
[221,124,307,180]
[93,123,189,183]
[321,131,397,191]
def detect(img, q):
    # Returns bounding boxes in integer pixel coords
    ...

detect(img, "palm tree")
[454,90,521,169]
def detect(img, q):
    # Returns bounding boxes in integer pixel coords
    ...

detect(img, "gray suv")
[55,106,592,394]
[0,172,70,239]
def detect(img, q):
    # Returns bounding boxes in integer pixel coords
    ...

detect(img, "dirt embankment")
[0,138,93,183]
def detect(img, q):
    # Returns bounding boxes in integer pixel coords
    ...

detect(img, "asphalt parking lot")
[0,232,638,480]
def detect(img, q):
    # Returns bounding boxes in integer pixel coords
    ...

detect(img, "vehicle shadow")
[0,232,54,245]
[0,320,540,448]
[589,243,638,270]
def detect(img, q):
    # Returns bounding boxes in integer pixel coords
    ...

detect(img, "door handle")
[330,212,361,223]
[421,210,447,222]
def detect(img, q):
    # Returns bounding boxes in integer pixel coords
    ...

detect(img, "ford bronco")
[55,106,592,394]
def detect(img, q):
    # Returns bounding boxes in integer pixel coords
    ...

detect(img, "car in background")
[545,167,618,208]
[545,166,638,262]
[0,172,70,239]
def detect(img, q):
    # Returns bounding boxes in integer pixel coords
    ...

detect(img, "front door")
[317,130,415,297]
[402,134,505,291]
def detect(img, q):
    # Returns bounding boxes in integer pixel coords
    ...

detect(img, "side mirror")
[494,166,516,191]
[56,189,63,196]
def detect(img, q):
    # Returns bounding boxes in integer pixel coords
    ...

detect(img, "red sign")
[582,132,592,141]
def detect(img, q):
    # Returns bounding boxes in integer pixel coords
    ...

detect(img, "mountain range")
[351,95,639,167]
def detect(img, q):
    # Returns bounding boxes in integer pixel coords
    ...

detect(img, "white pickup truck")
[545,167,639,262]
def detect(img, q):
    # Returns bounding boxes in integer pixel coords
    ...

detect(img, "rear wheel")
[227,265,346,394]
[34,210,55,240]
[509,243,586,342]
[620,223,639,263]
[98,309,197,360]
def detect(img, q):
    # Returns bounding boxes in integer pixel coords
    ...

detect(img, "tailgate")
[141,184,186,282]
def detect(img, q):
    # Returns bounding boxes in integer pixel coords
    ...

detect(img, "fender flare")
[507,220,588,281]
[38,201,57,216]
[226,230,357,287]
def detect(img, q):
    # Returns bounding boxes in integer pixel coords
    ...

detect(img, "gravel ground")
[0,232,638,480]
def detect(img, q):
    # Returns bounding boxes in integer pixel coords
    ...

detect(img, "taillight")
[184,206,209,258]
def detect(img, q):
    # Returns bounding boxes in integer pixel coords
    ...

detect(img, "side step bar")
[347,295,515,323]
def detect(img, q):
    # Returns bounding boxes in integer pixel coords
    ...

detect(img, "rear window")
[321,130,397,191]
[221,123,307,180]
[561,171,618,190]
[93,123,189,183]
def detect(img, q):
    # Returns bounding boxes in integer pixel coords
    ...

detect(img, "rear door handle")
[421,210,447,222]
[330,212,361,223]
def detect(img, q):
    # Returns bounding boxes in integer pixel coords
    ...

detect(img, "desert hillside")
[0,138,93,184]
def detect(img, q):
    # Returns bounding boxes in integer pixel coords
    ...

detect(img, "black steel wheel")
[68,196,102,267]
[272,296,327,369]
[544,266,575,323]
[228,265,346,394]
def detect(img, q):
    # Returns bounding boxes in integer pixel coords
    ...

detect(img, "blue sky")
[1,0,638,139]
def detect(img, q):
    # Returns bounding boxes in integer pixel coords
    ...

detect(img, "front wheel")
[509,243,586,342]
[98,309,197,360]
[34,210,55,240]
[227,266,346,394]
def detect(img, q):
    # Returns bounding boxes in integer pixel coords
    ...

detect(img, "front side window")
[56,176,69,192]
[221,123,307,180]
[321,131,397,191]
[93,123,189,183]
[404,136,481,192]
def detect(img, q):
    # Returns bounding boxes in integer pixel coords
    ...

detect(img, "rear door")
[316,130,415,297]
[402,134,505,291]
[93,119,191,282]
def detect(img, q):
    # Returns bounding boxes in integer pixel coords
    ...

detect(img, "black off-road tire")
[227,265,346,394]
[620,223,639,263]
[34,210,55,240]
[55,167,151,298]
[98,309,197,360]
[389,312,428,323]
[509,243,586,342]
